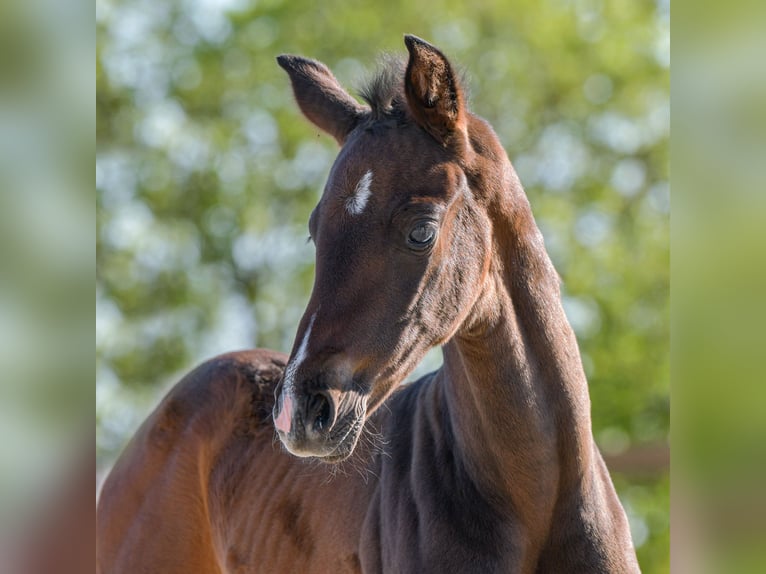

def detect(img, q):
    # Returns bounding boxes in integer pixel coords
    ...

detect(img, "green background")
[96,0,669,570]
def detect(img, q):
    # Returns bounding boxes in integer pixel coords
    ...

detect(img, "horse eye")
[407,222,437,249]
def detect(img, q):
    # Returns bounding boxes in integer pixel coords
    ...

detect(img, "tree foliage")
[97,0,668,570]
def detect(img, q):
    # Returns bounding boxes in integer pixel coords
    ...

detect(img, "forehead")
[323,125,456,205]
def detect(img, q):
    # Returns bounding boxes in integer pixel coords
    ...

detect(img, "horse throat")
[439,175,595,538]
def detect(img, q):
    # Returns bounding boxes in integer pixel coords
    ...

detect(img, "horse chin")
[316,447,354,464]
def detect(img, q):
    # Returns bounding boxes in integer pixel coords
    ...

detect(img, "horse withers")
[97,35,640,573]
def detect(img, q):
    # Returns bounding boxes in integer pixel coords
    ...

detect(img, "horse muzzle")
[273,386,364,460]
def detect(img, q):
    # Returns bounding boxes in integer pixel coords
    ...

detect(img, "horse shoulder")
[97,349,287,574]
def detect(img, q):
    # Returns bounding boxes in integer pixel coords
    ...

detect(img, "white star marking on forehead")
[345,170,373,215]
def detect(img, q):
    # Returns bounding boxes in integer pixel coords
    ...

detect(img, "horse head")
[273,36,512,461]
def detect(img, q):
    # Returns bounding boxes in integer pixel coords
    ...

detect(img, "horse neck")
[439,171,595,521]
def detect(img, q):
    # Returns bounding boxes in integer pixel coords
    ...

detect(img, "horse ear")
[403,35,467,145]
[277,55,367,146]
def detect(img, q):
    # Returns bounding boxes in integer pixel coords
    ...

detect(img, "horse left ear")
[403,35,467,146]
[277,55,368,146]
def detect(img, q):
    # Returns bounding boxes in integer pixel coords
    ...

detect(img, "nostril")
[306,391,333,434]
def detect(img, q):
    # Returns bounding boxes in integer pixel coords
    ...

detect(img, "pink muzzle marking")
[274,393,294,434]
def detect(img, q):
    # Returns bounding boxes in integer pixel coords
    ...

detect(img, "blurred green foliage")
[96,0,668,570]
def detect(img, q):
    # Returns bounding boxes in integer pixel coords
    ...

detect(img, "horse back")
[96,349,287,574]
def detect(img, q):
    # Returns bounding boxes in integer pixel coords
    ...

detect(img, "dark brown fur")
[97,36,640,573]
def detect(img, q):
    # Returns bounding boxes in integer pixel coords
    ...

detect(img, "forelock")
[357,55,409,123]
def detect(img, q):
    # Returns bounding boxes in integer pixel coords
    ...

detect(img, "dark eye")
[407,221,437,249]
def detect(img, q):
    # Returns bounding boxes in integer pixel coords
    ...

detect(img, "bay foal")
[97,36,640,573]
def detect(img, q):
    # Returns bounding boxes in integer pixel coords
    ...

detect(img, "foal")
[97,36,640,573]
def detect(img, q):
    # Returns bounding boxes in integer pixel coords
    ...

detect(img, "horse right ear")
[277,55,367,146]
[403,35,467,146]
